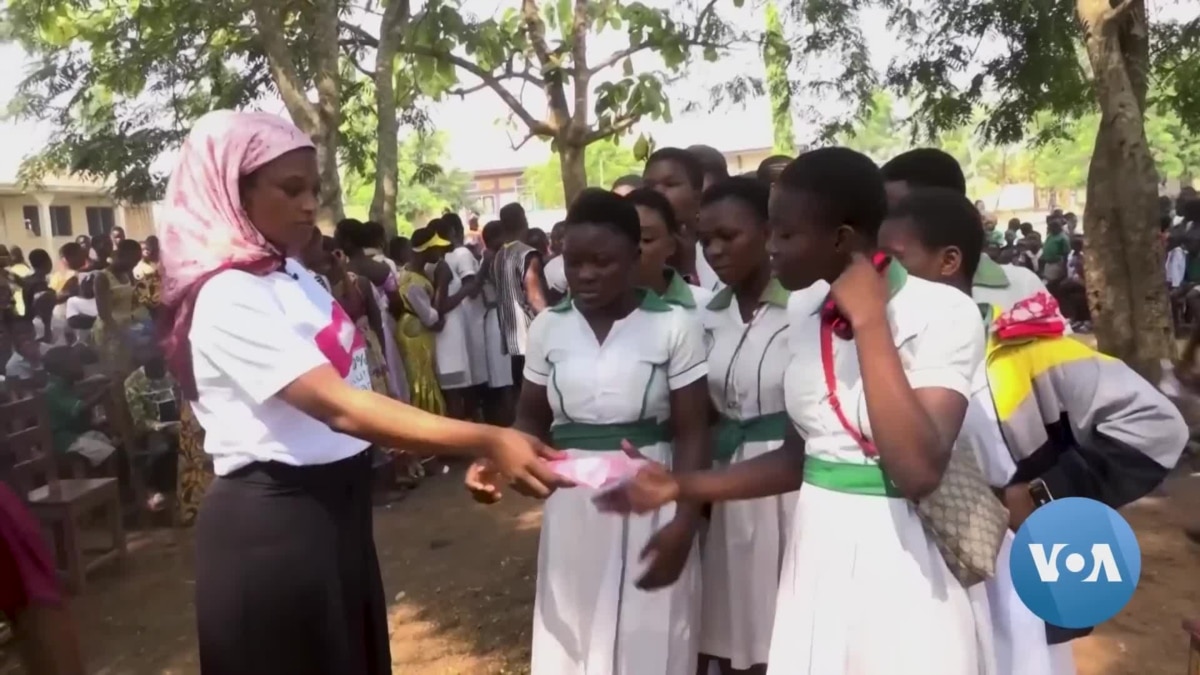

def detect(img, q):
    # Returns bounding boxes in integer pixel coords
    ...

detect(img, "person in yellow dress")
[395,228,447,416]
[93,239,151,374]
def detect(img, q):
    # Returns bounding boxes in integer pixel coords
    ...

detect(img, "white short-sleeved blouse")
[784,273,985,464]
[190,259,374,475]
[523,293,708,427]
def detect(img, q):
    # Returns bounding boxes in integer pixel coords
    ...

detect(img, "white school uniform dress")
[527,290,708,675]
[482,278,513,388]
[768,266,995,675]
[658,270,713,326]
[445,247,490,386]
[959,344,1076,675]
[425,261,473,389]
[960,417,1077,675]
[700,279,795,670]
[544,255,568,295]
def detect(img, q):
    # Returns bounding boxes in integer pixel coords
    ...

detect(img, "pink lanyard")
[819,319,878,458]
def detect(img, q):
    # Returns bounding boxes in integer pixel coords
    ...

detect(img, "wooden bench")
[1,393,125,594]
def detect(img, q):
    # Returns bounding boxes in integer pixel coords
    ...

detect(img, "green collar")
[973,255,1010,289]
[549,288,672,313]
[660,270,696,309]
[707,277,790,311]
[884,259,908,297]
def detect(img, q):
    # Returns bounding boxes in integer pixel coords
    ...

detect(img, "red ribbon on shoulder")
[818,251,893,341]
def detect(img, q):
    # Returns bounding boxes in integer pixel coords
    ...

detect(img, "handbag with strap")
[819,319,1008,587]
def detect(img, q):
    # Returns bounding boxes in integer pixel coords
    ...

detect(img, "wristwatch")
[1028,478,1054,508]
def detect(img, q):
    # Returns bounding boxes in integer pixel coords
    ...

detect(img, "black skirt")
[194,451,390,675]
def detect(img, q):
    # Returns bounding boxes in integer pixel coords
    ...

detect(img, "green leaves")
[6,0,270,202]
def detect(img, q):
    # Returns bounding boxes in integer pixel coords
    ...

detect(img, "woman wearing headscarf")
[158,110,570,675]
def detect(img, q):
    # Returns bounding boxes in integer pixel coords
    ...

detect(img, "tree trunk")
[558,141,587,206]
[251,0,345,231]
[1078,0,1172,381]
[310,0,345,230]
[369,1,410,229]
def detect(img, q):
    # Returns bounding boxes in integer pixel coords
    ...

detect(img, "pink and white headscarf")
[157,110,315,398]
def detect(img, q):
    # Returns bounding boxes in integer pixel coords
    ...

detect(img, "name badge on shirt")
[347,347,372,392]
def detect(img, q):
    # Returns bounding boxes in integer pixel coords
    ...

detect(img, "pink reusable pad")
[548,456,647,490]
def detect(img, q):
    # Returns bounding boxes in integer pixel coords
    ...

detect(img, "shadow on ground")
[0,468,544,675]
[5,467,1200,675]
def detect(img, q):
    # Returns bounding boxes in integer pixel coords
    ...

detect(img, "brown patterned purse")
[819,319,1008,587]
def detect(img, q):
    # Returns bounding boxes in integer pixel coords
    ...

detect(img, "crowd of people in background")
[0,227,209,521]
[0,109,1196,675]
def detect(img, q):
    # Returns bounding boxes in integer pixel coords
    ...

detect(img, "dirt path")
[2,470,1199,674]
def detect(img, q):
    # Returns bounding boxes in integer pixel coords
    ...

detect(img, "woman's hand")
[636,517,695,590]
[482,428,574,499]
[830,251,889,330]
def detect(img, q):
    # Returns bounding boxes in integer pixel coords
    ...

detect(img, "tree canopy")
[3,0,742,221]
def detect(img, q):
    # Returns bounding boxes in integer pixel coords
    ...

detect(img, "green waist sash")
[713,412,789,463]
[551,419,669,451]
[803,455,900,497]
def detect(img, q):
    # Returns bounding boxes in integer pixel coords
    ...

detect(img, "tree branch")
[570,0,590,131]
[587,0,727,76]
[339,19,556,138]
[251,1,320,131]
[1103,0,1135,23]
[584,113,638,143]
[521,0,572,124]
[447,53,543,96]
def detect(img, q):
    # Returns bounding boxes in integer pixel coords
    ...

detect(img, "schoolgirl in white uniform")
[878,186,1186,675]
[597,148,995,675]
[694,177,792,674]
[642,148,722,292]
[438,215,489,390]
[519,188,712,675]
[625,187,713,318]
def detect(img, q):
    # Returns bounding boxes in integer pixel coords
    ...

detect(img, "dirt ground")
[2,469,1200,675]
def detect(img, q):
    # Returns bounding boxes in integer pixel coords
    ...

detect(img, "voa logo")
[1010,497,1141,629]
[1028,542,1122,583]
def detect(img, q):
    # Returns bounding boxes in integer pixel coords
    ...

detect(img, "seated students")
[43,347,117,469]
[881,148,1053,314]
[876,186,1188,675]
[4,320,49,387]
[124,353,182,511]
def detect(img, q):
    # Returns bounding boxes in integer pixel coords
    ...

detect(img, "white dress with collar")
[699,283,794,669]
[766,275,996,675]
[526,297,708,675]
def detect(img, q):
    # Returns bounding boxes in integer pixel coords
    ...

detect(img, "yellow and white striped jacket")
[961,303,1187,643]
